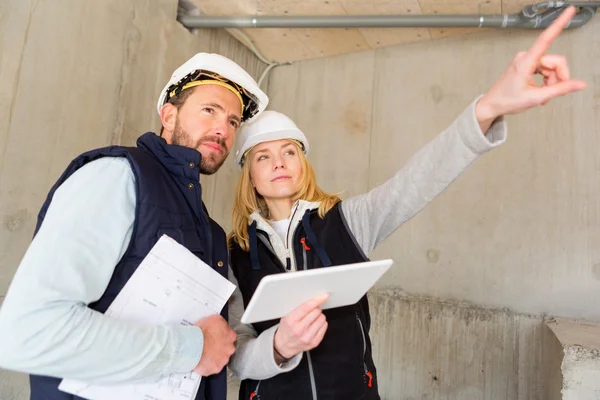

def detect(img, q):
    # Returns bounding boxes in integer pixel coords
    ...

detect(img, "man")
[0,53,268,400]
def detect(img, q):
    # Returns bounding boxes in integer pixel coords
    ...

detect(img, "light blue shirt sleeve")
[0,157,205,384]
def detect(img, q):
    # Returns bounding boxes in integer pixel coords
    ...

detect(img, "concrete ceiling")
[188,0,542,62]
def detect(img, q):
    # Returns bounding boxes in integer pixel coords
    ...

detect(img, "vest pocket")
[155,226,206,258]
[156,227,184,244]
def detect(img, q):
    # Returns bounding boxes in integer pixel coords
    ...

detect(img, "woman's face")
[248,139,303,203]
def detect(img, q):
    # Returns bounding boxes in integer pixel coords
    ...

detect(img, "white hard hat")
[235,110,309,170]
[157,53,268,123]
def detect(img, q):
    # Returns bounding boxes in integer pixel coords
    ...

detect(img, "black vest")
[229,203,380,400]
[29,133,228,400]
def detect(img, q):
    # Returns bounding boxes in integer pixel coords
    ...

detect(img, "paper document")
[58,234,236,400]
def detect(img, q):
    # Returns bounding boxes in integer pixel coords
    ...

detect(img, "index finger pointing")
[522,6,576,72]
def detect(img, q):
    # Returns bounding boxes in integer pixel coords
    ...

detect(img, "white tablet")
[240,259,393,324]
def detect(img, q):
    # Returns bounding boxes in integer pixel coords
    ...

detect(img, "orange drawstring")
[300,237,311,251]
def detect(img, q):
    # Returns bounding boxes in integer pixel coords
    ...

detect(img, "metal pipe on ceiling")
[178,2,598,30]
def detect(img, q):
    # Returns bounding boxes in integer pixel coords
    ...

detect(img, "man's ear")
[160,103,178,137]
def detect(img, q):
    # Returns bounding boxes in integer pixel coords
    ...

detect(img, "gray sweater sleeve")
[228,267,303,380]
[341,97,508,256]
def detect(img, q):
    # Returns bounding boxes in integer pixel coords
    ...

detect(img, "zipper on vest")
[306,351,318,400]
[249,381,261,399]
[285,203,300,250]
[300,244,318,399]
[257,223,299,272]
[282,204,302,273]
[302,245,308,271]
[356,313,373,388]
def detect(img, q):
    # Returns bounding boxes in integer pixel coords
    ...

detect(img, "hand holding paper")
[59,235,236,400]
[193,314,237,376]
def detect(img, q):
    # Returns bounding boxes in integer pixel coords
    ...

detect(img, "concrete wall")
[267,17,600,322]
[0,0,264,397]
[369,290,554,400]
[367,298,600,400]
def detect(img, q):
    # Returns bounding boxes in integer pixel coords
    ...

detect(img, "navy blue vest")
[229,205,379,400]
[29,132,228,400]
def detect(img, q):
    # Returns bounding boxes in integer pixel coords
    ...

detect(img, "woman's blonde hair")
[228,140,341,251]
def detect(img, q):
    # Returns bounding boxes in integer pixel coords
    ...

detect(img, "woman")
[226,7,585,399]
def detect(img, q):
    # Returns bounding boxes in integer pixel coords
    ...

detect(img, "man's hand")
[193,315,237,376]
[273,294,329,362]
[476,6,587,132]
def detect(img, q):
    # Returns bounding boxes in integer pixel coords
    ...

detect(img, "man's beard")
[172,119,229,175]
